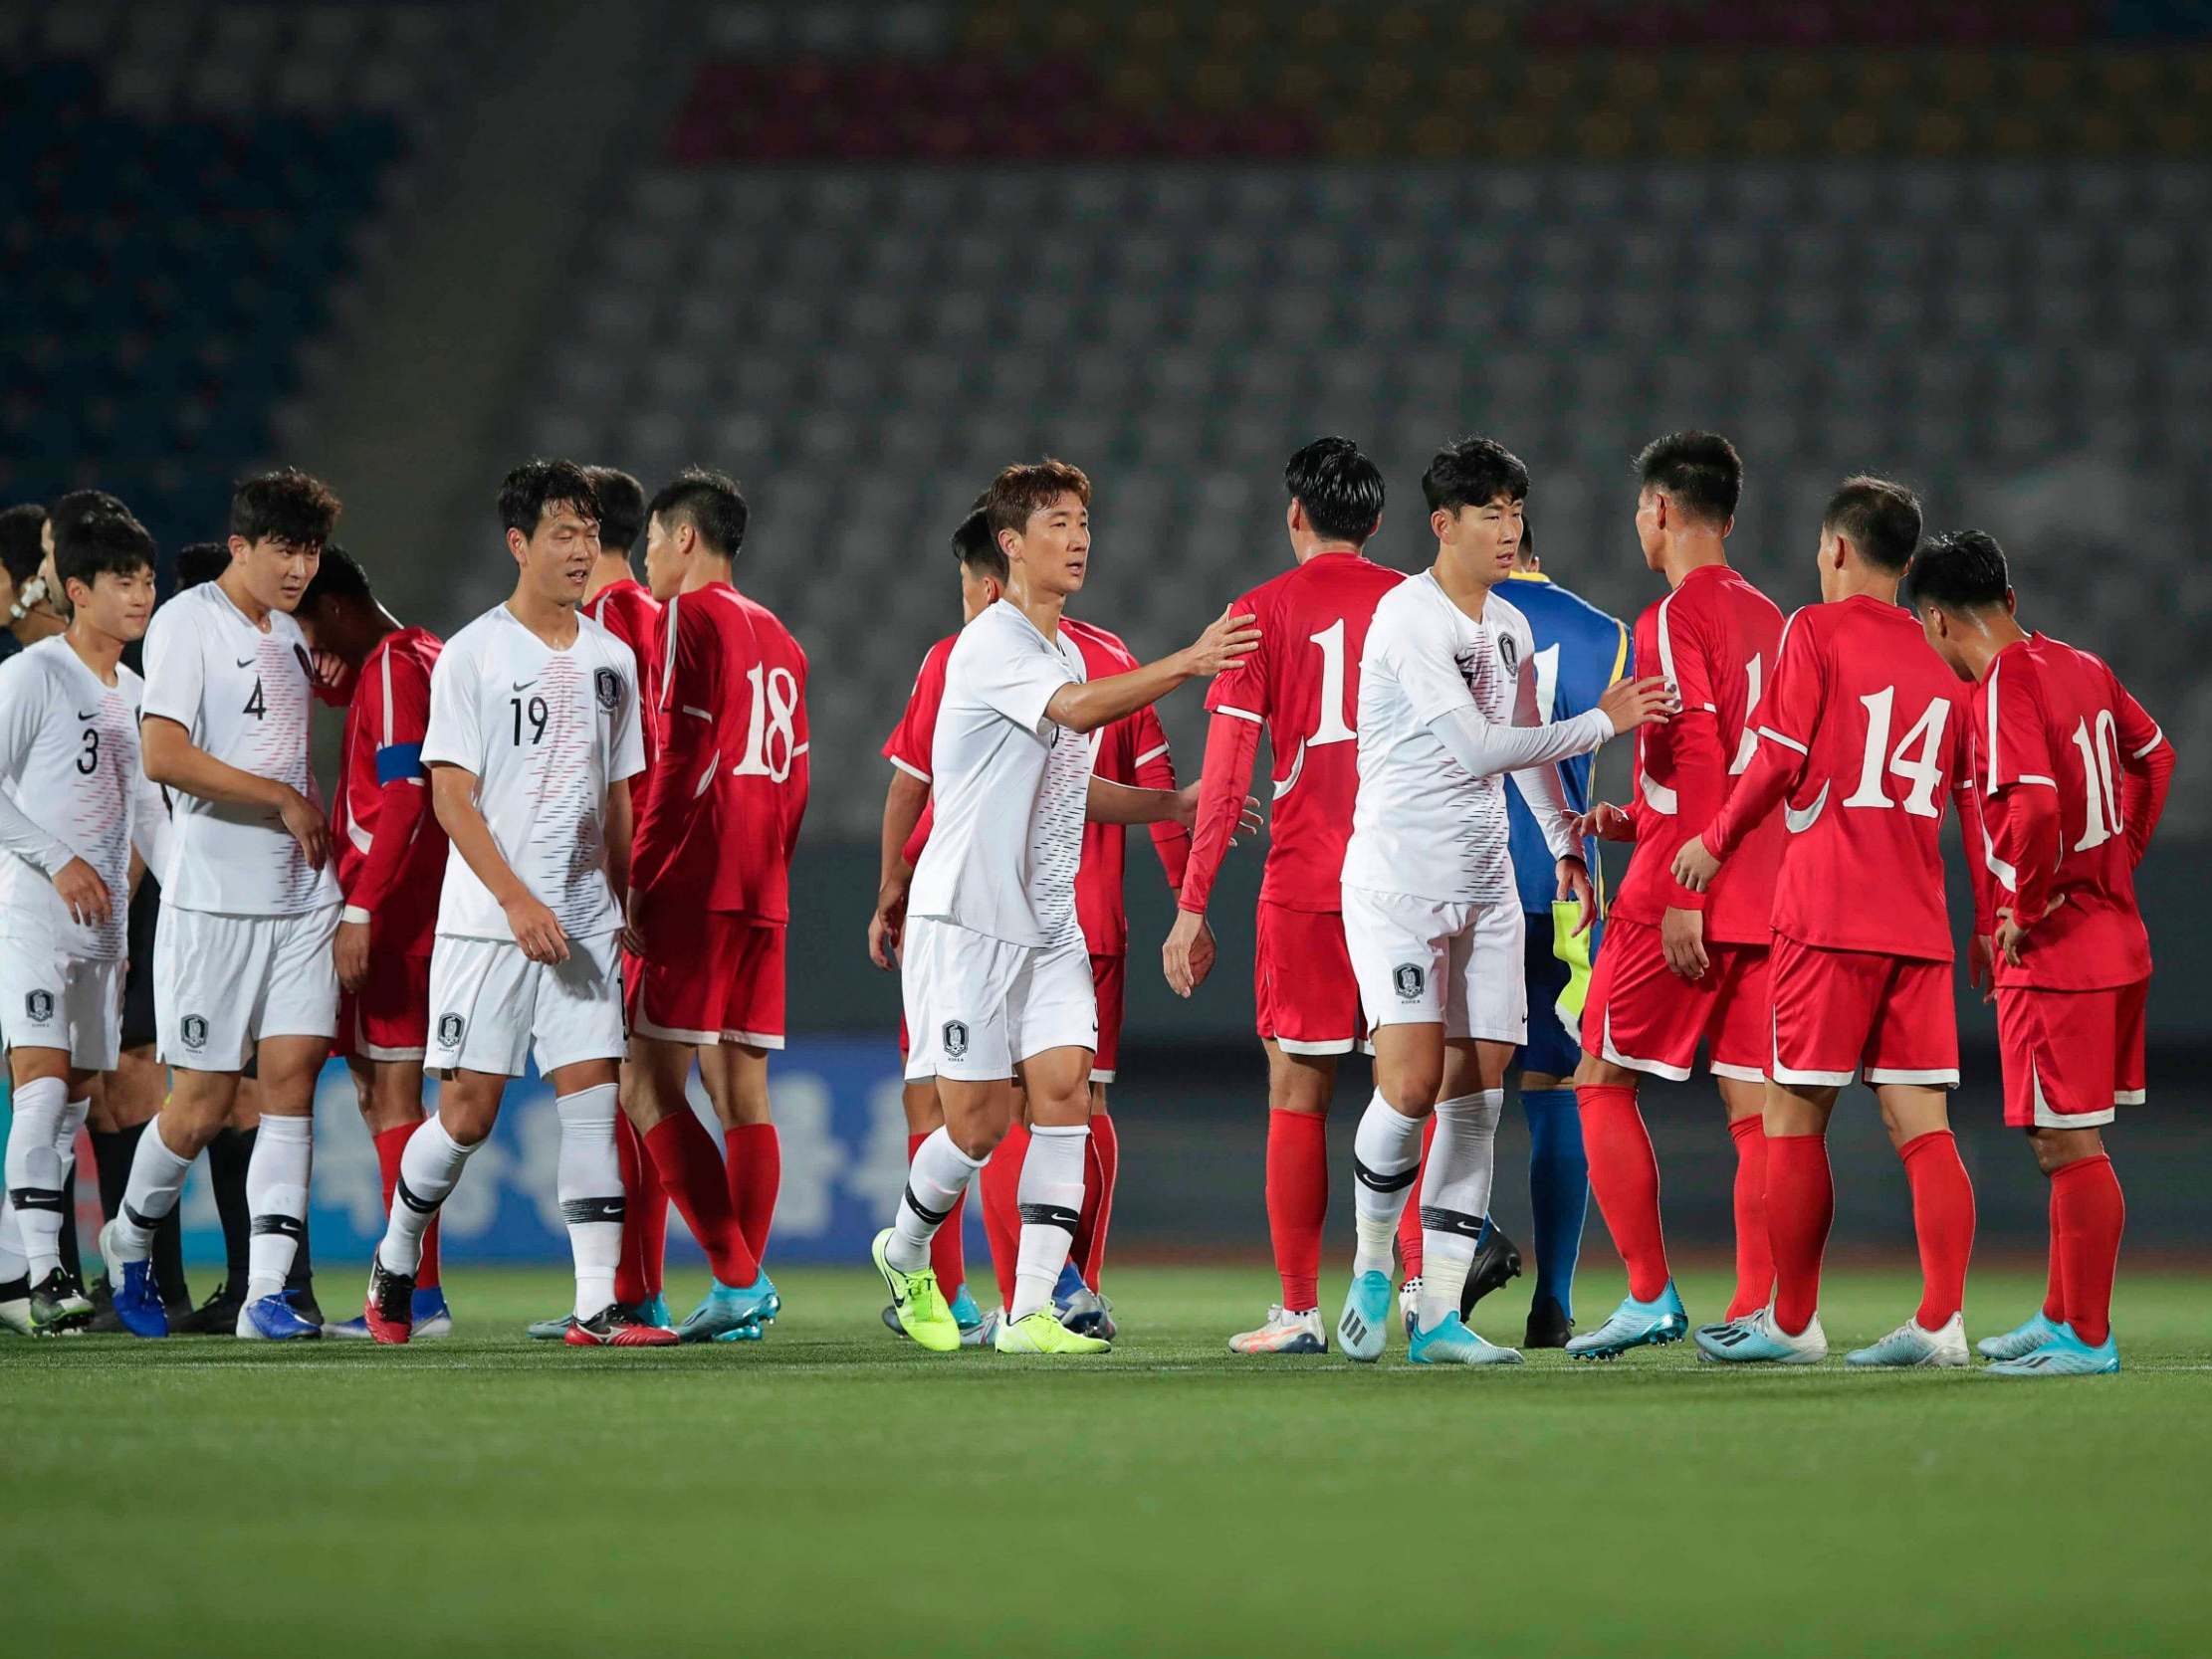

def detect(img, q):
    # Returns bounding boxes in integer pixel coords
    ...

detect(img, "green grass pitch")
[7,1262,2208,1658]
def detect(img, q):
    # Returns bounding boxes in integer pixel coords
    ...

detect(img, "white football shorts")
[154,904,339,1070]
[901,917,1096,1083]
[426,930,625,1079]
[1342,883,1527,1044]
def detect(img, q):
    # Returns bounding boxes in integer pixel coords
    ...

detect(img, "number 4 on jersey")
[1844,685,1949,818]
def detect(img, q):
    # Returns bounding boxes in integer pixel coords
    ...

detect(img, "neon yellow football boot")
[871,1229,960,1352]
[994,1308,1111,1354]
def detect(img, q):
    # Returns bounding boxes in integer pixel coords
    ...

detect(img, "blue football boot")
[677,1278,774,1343]
[1984,1329,2119,1378]
[236,1292,324,1340]
[1336,1270,1394,1362]
[1691,1307,1827,1365]
[1407,1311,1524,1366]
[1565,1281,1689,1360]
[98,1221,168,1339]
[1977,1311,2070,1362]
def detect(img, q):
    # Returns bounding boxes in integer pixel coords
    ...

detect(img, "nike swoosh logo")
[512,680,534,691]
[235,657,256,668]
[77,710,99,721]
[1783,782,1830,834]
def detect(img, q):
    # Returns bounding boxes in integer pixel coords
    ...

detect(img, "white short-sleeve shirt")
[0,637,168,959]
[1343,573,1540,907]
[906,600,1090,947]
[138,581,340,915]
[422,603,645,941]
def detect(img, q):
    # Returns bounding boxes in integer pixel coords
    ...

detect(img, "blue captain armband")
[374,741,426,785]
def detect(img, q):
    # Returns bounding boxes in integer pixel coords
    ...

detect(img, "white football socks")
[377,1114,474,1278]
[1351,1090,1425,1280]
[1416,1091,1504,1333]
[555,1085,623,1319]
[111,1116,195,1261]
[244,1113,313,1303]
[1010,1123,1088,1323]
[0,1191,26,1284]
[886,1126,983,1274]
[3,1075,68,1279]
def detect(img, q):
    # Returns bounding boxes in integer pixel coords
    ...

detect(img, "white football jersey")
[1344,574,1550,906]
[422,602,644,940]
[0,636,169,959]
[907,599,1090,947]
[138,580,338,915]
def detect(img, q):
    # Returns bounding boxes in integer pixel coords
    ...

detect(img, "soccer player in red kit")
[1908,529,2173,1376]
[1677,478,1981,1367]
[1163,437,1405,1356]
[293,547,457,1338]
[1563,432,1786,1361]
[868,505,1005,1344]
[621,467,806,1342]
[553,465,676,1335]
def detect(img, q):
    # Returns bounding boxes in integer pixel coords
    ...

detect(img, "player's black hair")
[1823,476,1921,574]
[299,543,374,611]
[499,459,601,539]
[1284,436,1384,545]
[984,458,1091,539]
[231,467,340,548]
[0,503,45,585]
[175,540,232,590]
[1905,529,2011,612]
[586,467,646,556]
[55,507,156,594]
[951,504,1008,582]
[1422,437,1529,516]
[648,466,749,558]
[1635,430,1742,525]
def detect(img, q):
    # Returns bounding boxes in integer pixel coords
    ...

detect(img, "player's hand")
[1180,606,1261,679]
[1173,784,1263,843]
[1570,801,1635,844]
[1994,909,2029,967]
[503,892,568,964]
[1556,856,1596,936]
[277,786,330,871]
[1660,905,1708,981]
[1162,909,1217,998]
[52,856,112,928]
[1671,834,1721,893]
[334,917,371,993]
[310,650,353,699]
[618,890,645,957]
[1598,675,1678,734]
[1966,932,1996,1003]
[869,877,908,970]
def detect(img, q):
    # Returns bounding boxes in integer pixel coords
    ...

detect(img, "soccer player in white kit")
[1333,438,1675,1366]
[360,460,665,1347]
[103,469,343,1340]
[871,458,1259,1354]
[0,508,168,1334]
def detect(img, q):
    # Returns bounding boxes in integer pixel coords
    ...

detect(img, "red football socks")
[1724,1114,1772,1320]
[2042,1180,2067,1323]
[613,1113,668,1304]
[1898,1130,1975,1329]
[1266,1109,1328,1312]
[1577,1084,1670,1303]
[644,1113,758,1288]
[1763,1132,1832,1336]
[1071,1111,1118,1292]
[374,1124,438,1290]
[725,1123,779,1264]
[2051,1154,2124,1348]
[907,1132,968,1301]
[981,1120,1030,1311]
[1395,1115,1438,1280]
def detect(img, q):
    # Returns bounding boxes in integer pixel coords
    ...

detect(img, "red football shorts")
[1768,933,1957,1089]
[334,950,431,1063]
[1090,952,1124,1083]
[1996,978,2146,1130]
[1254,901,1367,1056]
[630,913,786,1050]
[1580,917,1768,1083]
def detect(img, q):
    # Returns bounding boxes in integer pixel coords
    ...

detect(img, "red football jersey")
[1064,616,1187,956]
[1611,563,1786,945]
[331,625,447,954]
[1972,632,2170,989]
[630,581,808,922]
[585,576,662,823]
[887,621,1185,956]
[1192,550,1406,914]
[1706,595,1973,961]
